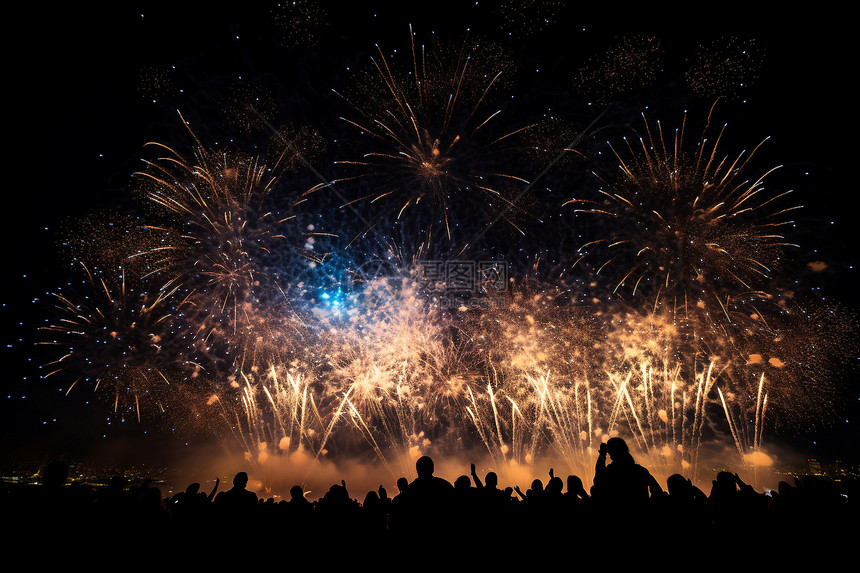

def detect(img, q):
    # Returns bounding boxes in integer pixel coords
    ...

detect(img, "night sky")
[4,2,857,474]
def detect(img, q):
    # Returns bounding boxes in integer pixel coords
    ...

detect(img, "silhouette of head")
[363,490,380,506]
[666,474,689,496]
[606,437,628,456]
[396,477,409,493]
[185,482,201,495]
[289,485,305,501]
[714,471,737,492]
[717,471,735,482]
[108,475,126,492]
[454,475,471,489]
[233,472,249,489]
[416,456,435,478]
[567,474,584,493]
[605,437,634,464]
[325,483,349,503]
[141,486,163,508]
[485,472,498,488]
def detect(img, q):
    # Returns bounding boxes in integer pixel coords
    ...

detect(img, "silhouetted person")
[397,456,453,539]
[288,484,313,515]
[546,469,564,499]
[360,488,388,540]
[592,438,662,511]
[179,478,219,532]
[454,475,472,489]
[41,461,69,489]
[316,481,361,540]
[280,484,313,536]
[662,473,710,536]
[514,477,545,502]
[391,477,409,503]
[564,474,589,504]
[377,484,390,506]
[28,460,73,533]
[214,471,258,520]
[389,476,411,533]
[409,456,454,493]
[468,462,509,540]
[137,486,170,527]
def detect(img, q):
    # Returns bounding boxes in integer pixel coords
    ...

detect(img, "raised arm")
[593,443,609,486]
[514,485,527,501]
[207,477,220,502]
[470,463,483,488]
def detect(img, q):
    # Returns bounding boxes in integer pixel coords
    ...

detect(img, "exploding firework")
[202,264,476,478]
[224,80,281,136]
[570,35,663,105]
[270,0,328,48]
[131,116,326,365]
[686,36,764,101]
[567,106,799,361]
[39,262,182,422]
[736,296,858,429]
[321,26,535,251]
[497,0,568,38]
[456,282,738,480]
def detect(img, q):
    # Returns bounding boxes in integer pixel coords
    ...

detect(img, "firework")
[736,296,858,429]
[685,36,764,101]
[270,0,328,49]
[498,0,568,38]
[39,262,182,421]
[42,105,846,491]
[458,281,737,481]
[137,65,180,103]
[465,360,723,482]
[320,26,534,251]
[567,107,799,357]
[570,35,663,105]
[224,80,280,136]
[131,116,325,364]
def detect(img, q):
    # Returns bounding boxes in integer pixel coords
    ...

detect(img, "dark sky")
[4,2,856,471]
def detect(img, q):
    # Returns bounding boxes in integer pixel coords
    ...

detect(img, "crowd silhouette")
[3,439,855,557]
